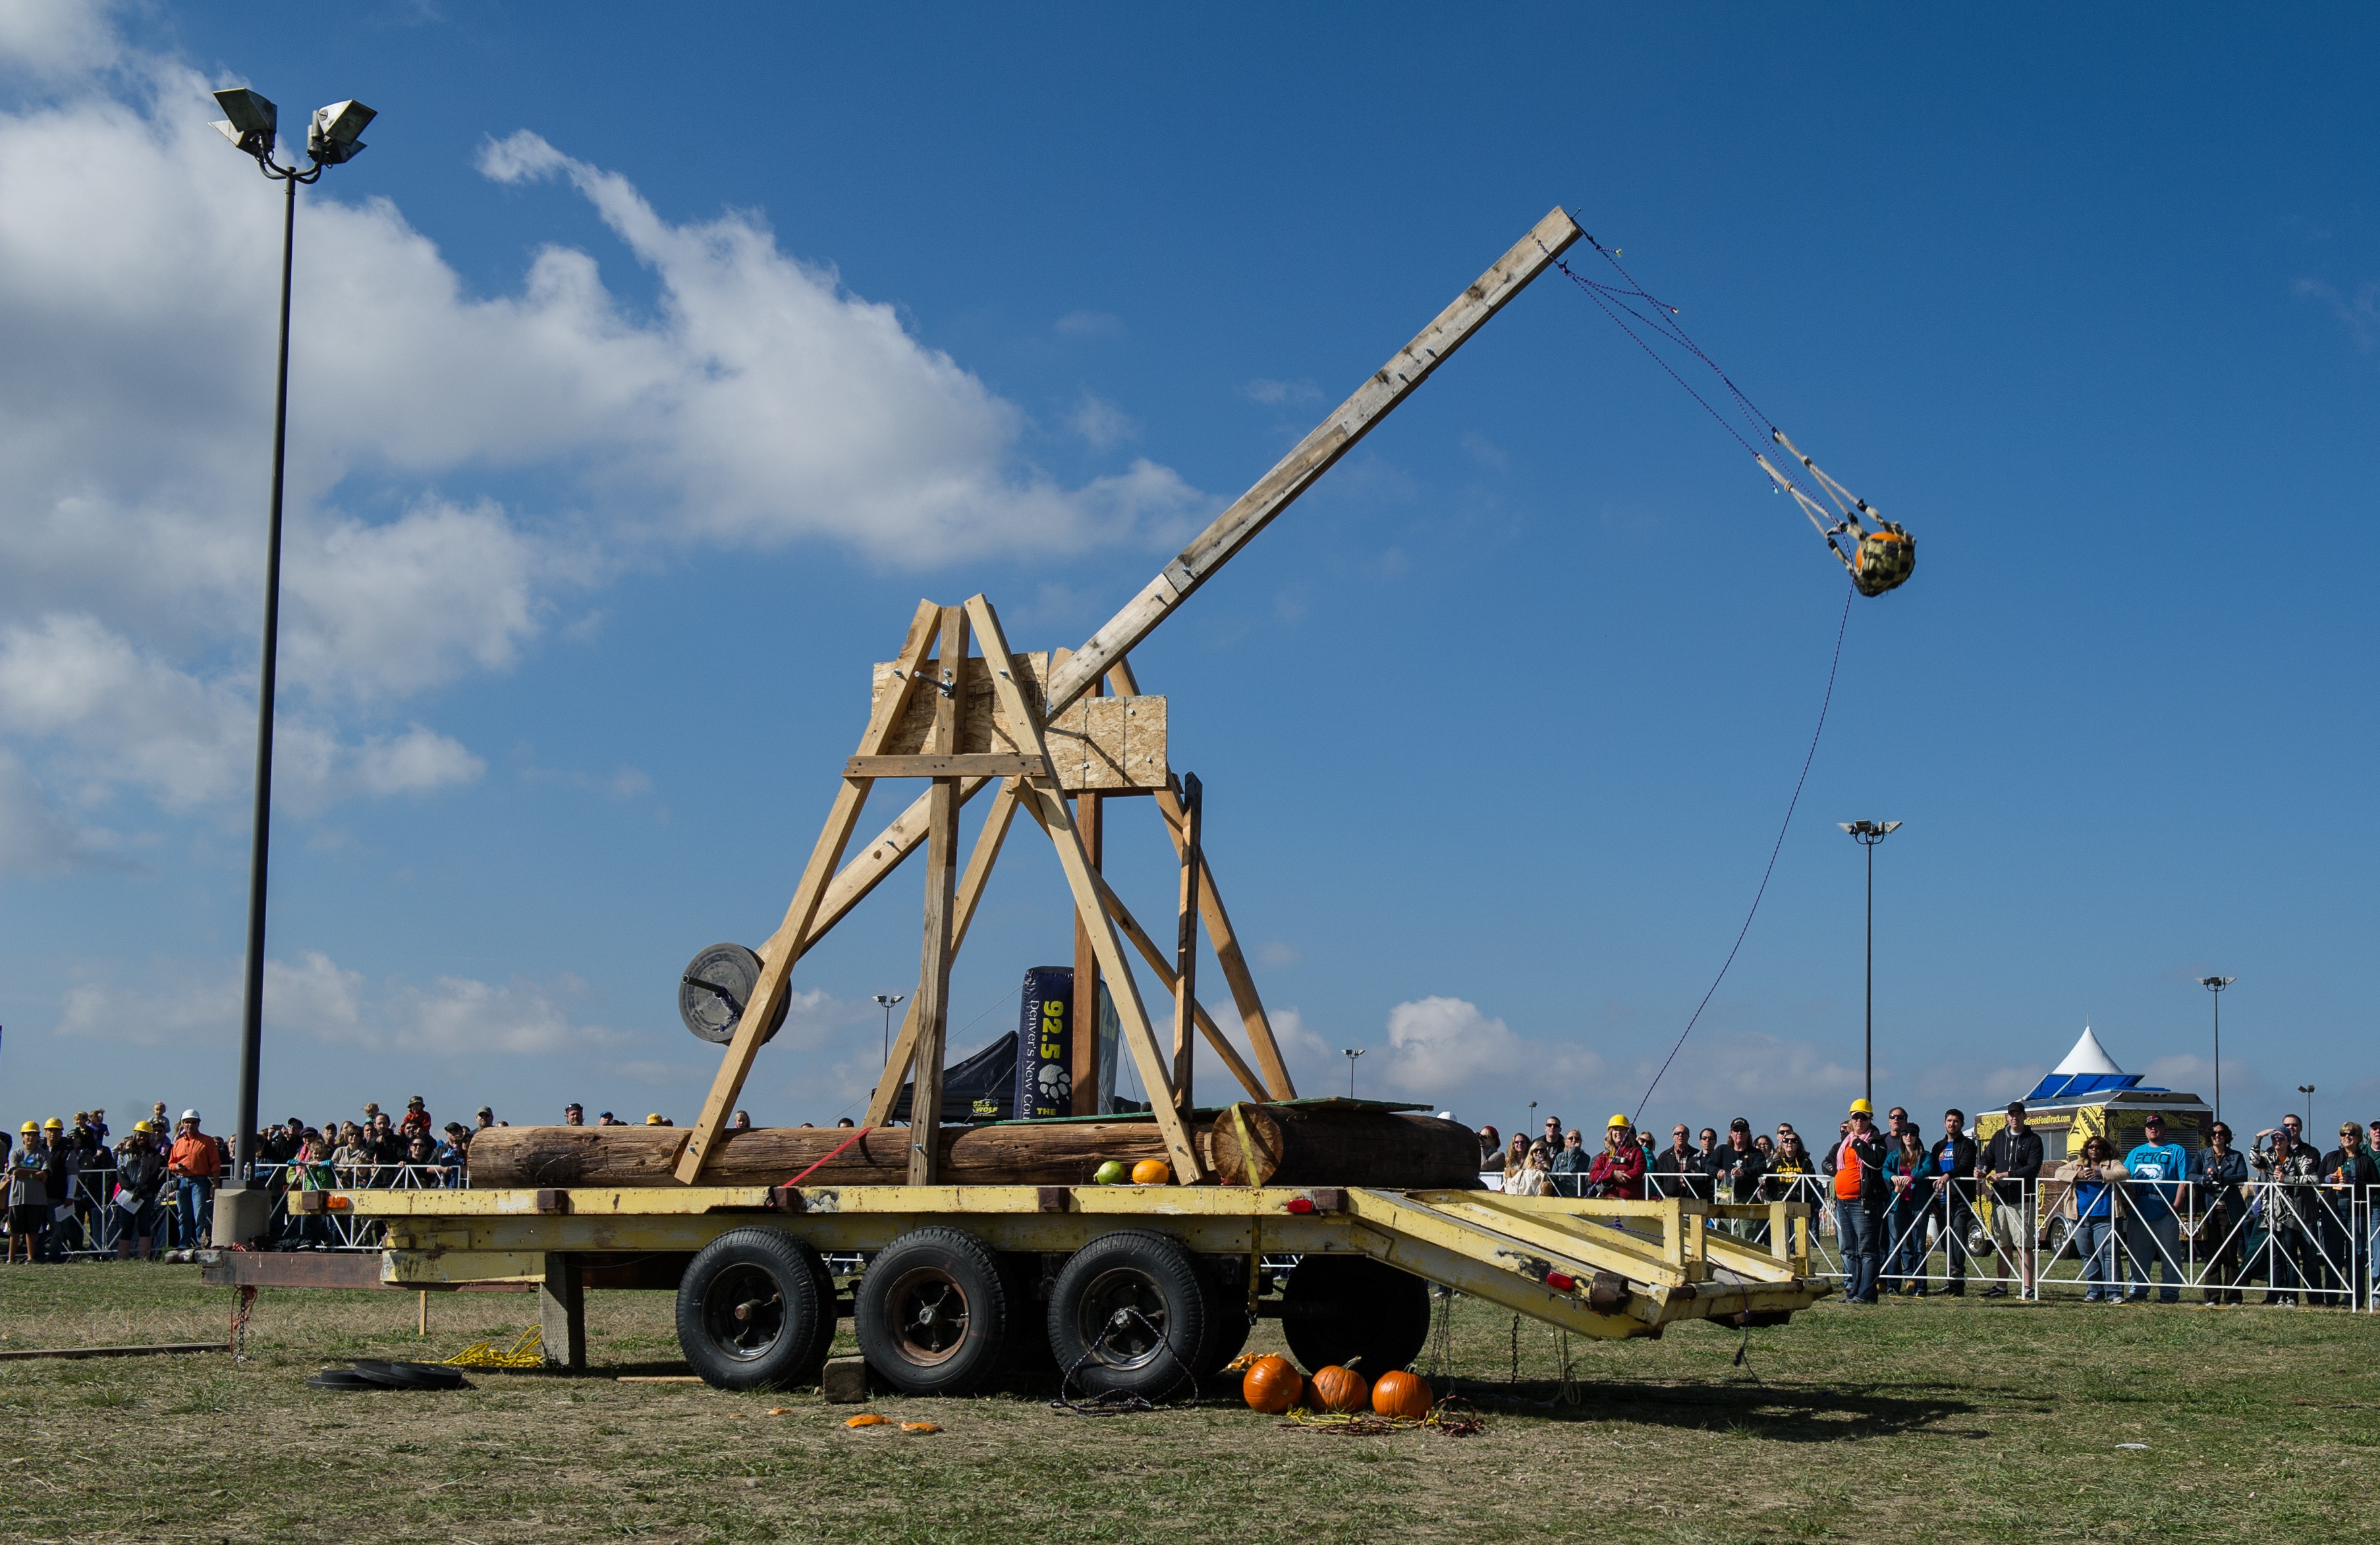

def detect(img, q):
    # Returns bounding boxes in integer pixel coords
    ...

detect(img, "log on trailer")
[468,1103,1480,1191]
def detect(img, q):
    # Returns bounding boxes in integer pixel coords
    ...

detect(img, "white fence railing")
[4,1163,464,1259]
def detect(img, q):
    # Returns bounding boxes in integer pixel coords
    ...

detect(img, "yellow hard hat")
[134,1120,153,1133]
[43,1118,64,1130]
[645,1113,664,1125]
[1607,1113,1631,1129]
[18,1121,34,1133]
[1848,1098,1874,1116]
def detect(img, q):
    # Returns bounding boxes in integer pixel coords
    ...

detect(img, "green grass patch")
[0,1261,2371,1542]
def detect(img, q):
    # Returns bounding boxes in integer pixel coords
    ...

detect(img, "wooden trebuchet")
[468,1106,1481,1191]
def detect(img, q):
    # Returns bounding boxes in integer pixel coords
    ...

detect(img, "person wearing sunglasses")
[2193,1124,2251,1305]
[2320,1122,2379,1310]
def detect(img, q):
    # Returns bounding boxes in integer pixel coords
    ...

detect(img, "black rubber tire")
[1191,1256,1253,1379]
[308,1369,384,1391]
[855,1228,1012,1397]
[348,1359,467,1390]
[675,1228,833,1391]
[1047,1230,1206,1401]
[1281,1254,1431,1377]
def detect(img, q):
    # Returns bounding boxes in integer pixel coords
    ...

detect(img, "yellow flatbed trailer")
[217,1183,1826,1396]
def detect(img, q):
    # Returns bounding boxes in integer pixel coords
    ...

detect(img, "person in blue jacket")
[2123,1114,2192,1303]
[1882,1128,1938,1295]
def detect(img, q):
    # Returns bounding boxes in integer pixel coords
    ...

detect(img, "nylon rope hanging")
[1632,582,1854,1124]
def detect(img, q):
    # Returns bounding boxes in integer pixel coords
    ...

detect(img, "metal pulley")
[678,942,790,1045]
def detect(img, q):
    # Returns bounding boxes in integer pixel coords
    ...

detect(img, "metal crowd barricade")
[2028,1175,2372,1307]
[25,1161,471,1259]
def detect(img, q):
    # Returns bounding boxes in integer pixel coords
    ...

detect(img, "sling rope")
[1632,581,1853,1124]
[1540,221,1912,592]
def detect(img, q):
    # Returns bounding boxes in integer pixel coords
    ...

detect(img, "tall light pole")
[1838,820,1902,1110]
[874,994,907,1062]
[2198,975,2234,1125]
[207,88,377,1246]
[1342,1047,1365,1099]
[2298,1084,2315,1133]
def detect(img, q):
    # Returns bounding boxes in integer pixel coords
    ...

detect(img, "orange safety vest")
[1833,1137,1866,1200]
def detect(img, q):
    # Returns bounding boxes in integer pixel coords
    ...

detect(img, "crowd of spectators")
[1475,1097,2380,1311]
[0,1097,767,1260]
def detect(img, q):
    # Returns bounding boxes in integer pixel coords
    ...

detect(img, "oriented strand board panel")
[1049,694,1168,790]
[870,655,1166,790]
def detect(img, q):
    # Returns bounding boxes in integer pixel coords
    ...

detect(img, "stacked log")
[465,1103,1480,1191]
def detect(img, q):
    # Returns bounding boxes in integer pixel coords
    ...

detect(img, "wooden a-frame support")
[679,593,1294,1185]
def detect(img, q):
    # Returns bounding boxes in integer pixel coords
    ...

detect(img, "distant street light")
[1838,820,1903,1109]
[874,993,907,1062]
[1342,1048,1366,1100]
[2298,1084,2315,1132]
[208,86,377,1248]
[2198,975,2234,1125]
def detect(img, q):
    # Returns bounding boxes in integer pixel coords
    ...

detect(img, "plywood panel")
[870,655,1166,790]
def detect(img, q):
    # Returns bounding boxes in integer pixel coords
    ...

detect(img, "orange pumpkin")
[1310,1364,1368,1414]
[1371,1369,1433,1420]
[1130,1158,1171,1185]
[1241,1353,1304,1414]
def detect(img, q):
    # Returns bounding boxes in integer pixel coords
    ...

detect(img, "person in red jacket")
[1587,1114,1647,1199]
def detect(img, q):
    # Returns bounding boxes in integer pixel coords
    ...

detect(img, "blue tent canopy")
[2024,1071,2166,1103]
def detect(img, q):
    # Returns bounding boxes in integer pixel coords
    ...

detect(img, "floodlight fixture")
[211,88,277,157]
[308,99,375,165]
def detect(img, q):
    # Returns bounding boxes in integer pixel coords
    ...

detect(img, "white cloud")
[2296,278,2379,352]
[55,948,623,1055]
[0,614,482,813]
[1054,310,1123,338]
[1380,994,1603,1103]
[0,40,1209,850]
[1243,377,1320,407]
[1064,391,1138,449]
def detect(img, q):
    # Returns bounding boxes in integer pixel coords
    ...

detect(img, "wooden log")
[466,1105,1481,1191]
[1200,1105,1480,1189]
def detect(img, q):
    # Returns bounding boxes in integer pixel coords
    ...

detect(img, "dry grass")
[3,1260,2374,1543]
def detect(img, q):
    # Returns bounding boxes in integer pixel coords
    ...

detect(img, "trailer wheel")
[856,1228,1011,1397]
[676,1228,833,1390]
[1047,1230,1206,1400]
[1281,1255,1430,1377]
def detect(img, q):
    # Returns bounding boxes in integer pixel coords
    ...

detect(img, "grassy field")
[2,1261,2374,1544]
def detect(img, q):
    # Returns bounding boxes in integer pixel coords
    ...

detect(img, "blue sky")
[1,4,2373,1145]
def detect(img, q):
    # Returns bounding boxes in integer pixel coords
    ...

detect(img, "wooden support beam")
[905,605,969,1185]
[538,1253,584,1371]
[844,753,1044,779]
[1171,771,1201,1112]
[1108,655,1298,1103]
[862,778,1021,1130]
[676,599,943,1183]
[1069,657,1104,1116]
[1039,207,1584,722]
[962,595,1204,1182]
[1076,848,1266,1101]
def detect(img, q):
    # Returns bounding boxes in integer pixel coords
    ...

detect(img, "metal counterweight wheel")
[676,1228,833,1391]
[1047,1230,1207,1401]
[856,1228,1012,1397]
[1281,1254,1431,1379]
